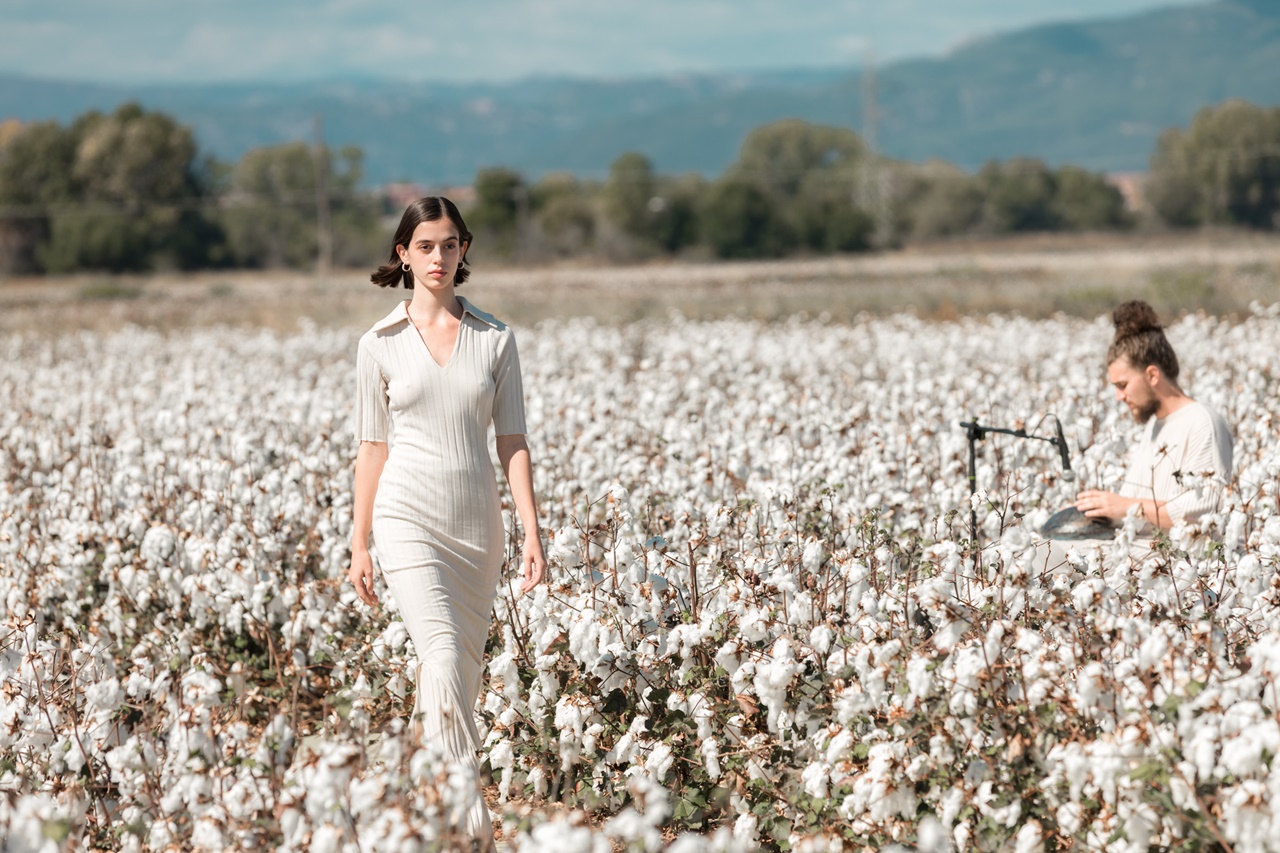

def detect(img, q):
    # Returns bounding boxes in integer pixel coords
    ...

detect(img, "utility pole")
[313,114,333,276]
[862,46,877,182]
[859,45,891,246]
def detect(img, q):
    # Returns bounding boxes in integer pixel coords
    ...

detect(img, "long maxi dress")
[355,296,526,837]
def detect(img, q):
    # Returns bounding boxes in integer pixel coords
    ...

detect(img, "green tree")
[791,170,873,252]
[706,119,872,258]
[1147,99,1280,230]
[1146,129,1203,227]
[468,167,525,257]
[649,174,703,254]
[530,172,595,258]
[978,158,1059,232]
[224,142,319,268]
[0,120,79,206]
[0,120,79,272]
[700,177,790,259]
[42,104,223,272]
[602,152,656,243]
[601,154,705,257]
[1052,165,1129,231]
[0,104,224,273]
[736,119,865,198]
[222,141,373,269]
[889,161,985,241]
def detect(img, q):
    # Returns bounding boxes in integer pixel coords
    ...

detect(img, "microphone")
[1053,418,1074,482]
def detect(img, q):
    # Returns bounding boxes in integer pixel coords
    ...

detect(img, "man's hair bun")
[1106,298,1179,381]
[1112,299,1161,339]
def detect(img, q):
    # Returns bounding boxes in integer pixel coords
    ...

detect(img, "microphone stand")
[959,419,1069,571]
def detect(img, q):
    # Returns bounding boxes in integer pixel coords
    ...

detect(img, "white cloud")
[0,0,1208,84]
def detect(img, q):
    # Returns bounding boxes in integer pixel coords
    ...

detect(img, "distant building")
[379,183,477,214]
[0,119,23,149]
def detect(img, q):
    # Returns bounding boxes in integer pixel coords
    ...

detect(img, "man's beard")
[1131,396,1160,423]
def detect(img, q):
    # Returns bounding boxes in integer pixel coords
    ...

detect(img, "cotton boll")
[753,639,802,733]
[809,623,834,656]
[645,741,675,783]
[527,766,548,799]
[801,761,830,799]
[906,656,934,702]
[84,677,123,713]
[1012,820,1042,853]
[732,814,758,847]
[1074,662,1110,716]
[1221,779,1273,852]
[517,820,613,853]
[190,818,226,851]
[140,525,177,568]
[309,824,343,853]
[1000,526,1031,555]
[699,737,722,782]
[930,615,969,652]
[916,815,953,853]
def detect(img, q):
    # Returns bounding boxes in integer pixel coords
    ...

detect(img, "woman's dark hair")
[1106,299,1179,382]
[370,196,474,288]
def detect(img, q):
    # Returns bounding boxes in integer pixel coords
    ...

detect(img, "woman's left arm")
[497,433,545,593]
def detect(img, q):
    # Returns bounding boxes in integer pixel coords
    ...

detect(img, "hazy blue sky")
[1,0,1205,84]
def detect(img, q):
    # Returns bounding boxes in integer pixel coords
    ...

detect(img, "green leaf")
[602,689,628,715]
[1129,760,1169,784]
[41,820,71,843]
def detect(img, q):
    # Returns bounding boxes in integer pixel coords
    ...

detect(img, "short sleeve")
[492,329,527,436]
[355,334,389,442]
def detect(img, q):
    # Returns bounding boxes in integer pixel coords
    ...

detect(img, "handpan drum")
[1040,506,1116,541]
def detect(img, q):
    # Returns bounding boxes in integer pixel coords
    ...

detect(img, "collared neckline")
[370,296,503,332]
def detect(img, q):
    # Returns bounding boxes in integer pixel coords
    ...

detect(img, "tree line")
[0,103,380,275]
[1,98,1278,274]
[474,130,1131,263]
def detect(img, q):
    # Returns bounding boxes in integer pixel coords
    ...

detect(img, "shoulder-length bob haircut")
[370,196,474,289]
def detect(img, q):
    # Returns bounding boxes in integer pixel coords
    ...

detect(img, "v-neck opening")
[405,300,462,369]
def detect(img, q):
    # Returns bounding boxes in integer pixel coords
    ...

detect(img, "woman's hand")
[496,433,545,595]
[348,547,379,607]
[350,441,387,608]
[520,533,546,594]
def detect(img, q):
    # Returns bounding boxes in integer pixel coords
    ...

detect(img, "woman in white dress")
[347,196,545,844]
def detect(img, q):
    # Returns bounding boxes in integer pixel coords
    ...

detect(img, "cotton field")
[3,303,1280,852]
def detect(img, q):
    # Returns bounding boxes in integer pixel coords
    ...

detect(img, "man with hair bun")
[1074,299,1233,531]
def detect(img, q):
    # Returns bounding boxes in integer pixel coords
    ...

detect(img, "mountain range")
[1,0,1277,185]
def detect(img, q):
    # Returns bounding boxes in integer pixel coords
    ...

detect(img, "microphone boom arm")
[959,418,1072,571]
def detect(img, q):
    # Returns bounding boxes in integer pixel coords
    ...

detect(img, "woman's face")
[397,218,468,289]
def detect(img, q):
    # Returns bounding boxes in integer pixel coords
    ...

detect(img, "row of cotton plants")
[1,306,1278,851]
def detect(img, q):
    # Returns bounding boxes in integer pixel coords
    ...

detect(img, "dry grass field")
[3,231,1279,333]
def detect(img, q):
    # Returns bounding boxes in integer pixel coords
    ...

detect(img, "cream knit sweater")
[1118,400,1233,528]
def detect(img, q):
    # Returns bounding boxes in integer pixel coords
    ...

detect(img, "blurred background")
[0,0,1278,322]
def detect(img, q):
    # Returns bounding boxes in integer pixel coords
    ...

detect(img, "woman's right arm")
[348,440,388,606]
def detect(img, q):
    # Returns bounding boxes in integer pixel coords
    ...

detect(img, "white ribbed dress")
[355,296,525,836]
